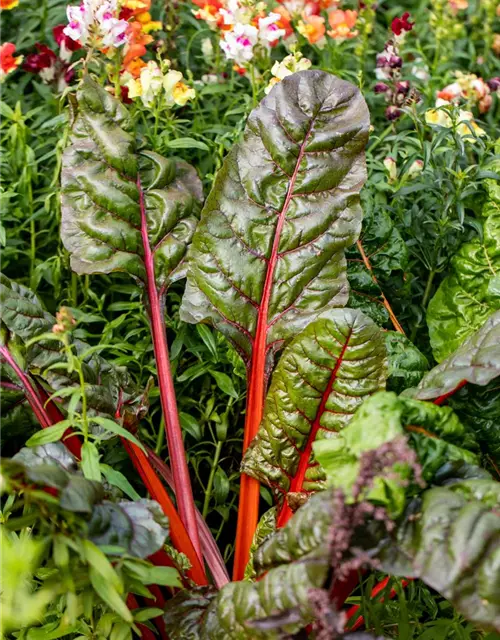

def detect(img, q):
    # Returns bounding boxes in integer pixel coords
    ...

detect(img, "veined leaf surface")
[61,77,201,291]
[427,159,500,362]
[181,70,369,362]
[380,480,500,632]
[180,70,370,577]
[242,310,387,526]
[409,310,500,402]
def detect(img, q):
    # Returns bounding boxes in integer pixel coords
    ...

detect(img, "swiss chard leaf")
[380,480,500,632]
[180,70,369,362]
[61,77,201,290]
[88,499,169,558]
[180,69,370,577]
[427,170,500,362]
[385,332,429,394]
[164,491,338,639]
[242,309,387,526]
[60,77,204,560]
[313,391,480,514]
[409,310,500,402]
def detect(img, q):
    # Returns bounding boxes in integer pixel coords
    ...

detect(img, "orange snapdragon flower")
[327,9,358,39]
[297,12,325,44]
[0,43,22,80]
[192,0,225,27]
[273,6,293,39]
[0,0,19,10]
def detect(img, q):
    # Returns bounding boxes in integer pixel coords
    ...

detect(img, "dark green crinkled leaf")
[0,387,39,455]
[5,446,104,513]
[244,506,277,580]
[448,380,500,463]
[385,332,429,394]
[427,191,500,361]
[242,310,387,501]
[88,499,169,558]
[380,480,500,632]
[180,70,370,363]
[347,201,407,328]
[61,77,201,290]
[313,392,479,514]
[164,491,340,639]
[409,311,500,401]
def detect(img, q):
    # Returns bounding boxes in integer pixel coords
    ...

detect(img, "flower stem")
[202,439,223,519]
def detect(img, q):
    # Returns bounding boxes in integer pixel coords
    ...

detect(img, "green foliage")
[2,0,500,635]
[61,77,202,290]
[180,70,370,360]
[314,391,479,514]
[380,480,500,632]
[427,195,500,362]
[242,310,387,496]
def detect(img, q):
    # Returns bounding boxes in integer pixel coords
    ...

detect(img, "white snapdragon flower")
[220,23,258,65]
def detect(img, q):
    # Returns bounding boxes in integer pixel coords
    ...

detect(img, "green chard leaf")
[448,380,500,464]
[380,480,500,632]
[385,332,429,394]
[427,182,500,361]
[313,391,480,514]
[180,70,369,363]
[164,491,338,639]
[61,76,201,290]
[241,310,387,524]
[164,479,500,637]
[409,310,500,401]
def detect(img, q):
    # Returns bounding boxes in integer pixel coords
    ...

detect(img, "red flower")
[22,43,57,73]
[53,24,82,51]
[391,12,414,36]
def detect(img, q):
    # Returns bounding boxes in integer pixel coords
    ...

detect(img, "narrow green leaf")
[100,464,141,500]
[26,423,71,447]
[210,371,238,399]
[166,138,210,151]
[89,568,133,623]
[81,442,101,482]
[90,417,145,451]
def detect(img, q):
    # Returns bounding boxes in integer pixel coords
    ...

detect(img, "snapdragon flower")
[220,23,259,65]
[265,51,311,93]
[425,99,486,142]
[258,12,286,45]
[64,0,129,49]
[125,60,195,107]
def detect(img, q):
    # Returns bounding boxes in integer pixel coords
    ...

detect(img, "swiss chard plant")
[2,68,500,640]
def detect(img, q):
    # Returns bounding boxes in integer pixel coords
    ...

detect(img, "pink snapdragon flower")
[64,0,129,49]
[220,23,258,65]
[258,12,286,45]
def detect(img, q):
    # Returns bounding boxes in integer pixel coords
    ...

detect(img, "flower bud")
[374,82,389,93]
[383,156,397,182]
[407,159,423,179]
[385,105,401,120]
[395,80,410,95]
[488,76,500,91]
